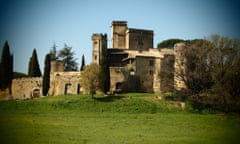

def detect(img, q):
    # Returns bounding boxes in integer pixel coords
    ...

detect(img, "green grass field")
[0,94,240,144]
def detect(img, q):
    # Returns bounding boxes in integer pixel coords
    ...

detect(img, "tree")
[157,39,184,49]
[208,35,240,111]
[80,54,85,71]
[28,48,42,77]
[175,39,215,96]
[98,48,110,94]
[80,63,100,98]
[175,36,240,112]
[50,43,57,60]
[42,54,51,96]
[0,41,13,92]
[58,44,78,71]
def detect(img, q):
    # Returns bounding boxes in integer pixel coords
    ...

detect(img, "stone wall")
[11,77,42,100]
[126,28,153,51]
[48,72,82,96]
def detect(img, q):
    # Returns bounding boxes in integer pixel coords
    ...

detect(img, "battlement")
[112,21,127,26]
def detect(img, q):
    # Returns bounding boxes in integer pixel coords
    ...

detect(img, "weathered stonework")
[11,59,82,99]
[11,77,42,99]
[93,21,178,93]
[48,72,81,96]
[9,20,186,100]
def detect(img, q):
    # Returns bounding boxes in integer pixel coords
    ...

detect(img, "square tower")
[92,33,108,65]
[111,21,128,49]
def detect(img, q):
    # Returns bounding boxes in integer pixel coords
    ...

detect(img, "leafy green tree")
[157,39,184,49]
[80,54,85,71]
[0,41,13,91]
[80,63,100,98]
[28,48,42,77]
[58,44,78,71]
[42,54,51,96]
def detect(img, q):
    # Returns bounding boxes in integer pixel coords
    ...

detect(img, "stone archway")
[115,82,122,92]
[64,83,72,95]
[32,88,40,98]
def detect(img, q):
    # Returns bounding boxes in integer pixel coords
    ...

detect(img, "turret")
[92,33,108,64]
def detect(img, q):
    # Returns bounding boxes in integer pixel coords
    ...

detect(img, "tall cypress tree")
[80,54,85,71]
[99,49,110,94]
[0,41,13,91]
[42,54,51,96]
[28,48,42,77]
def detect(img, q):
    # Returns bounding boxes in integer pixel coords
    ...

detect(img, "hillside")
[0,94,240,144]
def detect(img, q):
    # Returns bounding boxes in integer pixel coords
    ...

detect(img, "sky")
[0,0,240,73]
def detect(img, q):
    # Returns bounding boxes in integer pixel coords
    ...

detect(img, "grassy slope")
[0,94,240,144]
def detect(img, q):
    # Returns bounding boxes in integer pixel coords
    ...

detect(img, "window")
[149,70,153,75]
[149,60,154,66]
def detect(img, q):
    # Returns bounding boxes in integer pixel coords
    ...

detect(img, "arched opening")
[115,82,122,92]
[64,83,72,95]
[32,88,40,98]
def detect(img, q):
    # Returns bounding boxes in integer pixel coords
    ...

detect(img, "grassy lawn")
[0,94,240,144]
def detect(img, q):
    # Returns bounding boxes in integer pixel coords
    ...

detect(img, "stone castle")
[9,21,185,100]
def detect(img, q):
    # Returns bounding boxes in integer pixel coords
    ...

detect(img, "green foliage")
[58,44,78,71]
[80,63,100,97]
[13,72,28,78]
[0,41,13,90]
[42,54,51,96]
[28,48,42,77]
[157,38,184,49]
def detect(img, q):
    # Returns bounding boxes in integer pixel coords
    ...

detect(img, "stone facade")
[11,77,42,99]
[11,61,82,100]
[93,21,177,93]
[48,71,81,96]
[9,20,186,100]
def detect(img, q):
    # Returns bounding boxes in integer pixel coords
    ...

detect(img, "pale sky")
[0,0,240,73]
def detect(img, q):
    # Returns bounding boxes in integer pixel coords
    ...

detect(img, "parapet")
[112,21,127,26]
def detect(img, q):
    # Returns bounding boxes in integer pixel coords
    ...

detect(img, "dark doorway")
[77,84,81,94]
[64,83,72,95]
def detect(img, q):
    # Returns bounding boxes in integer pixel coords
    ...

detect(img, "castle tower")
[92,33,107,65]
[174,42,187,90]
[111,21,128,49]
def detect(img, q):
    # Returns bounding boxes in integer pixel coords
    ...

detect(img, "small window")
[149,60,154,66]
[149,70,153,75]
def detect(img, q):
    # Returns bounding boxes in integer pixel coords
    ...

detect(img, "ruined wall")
[11,77,42,100]
[49,72,81,96]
